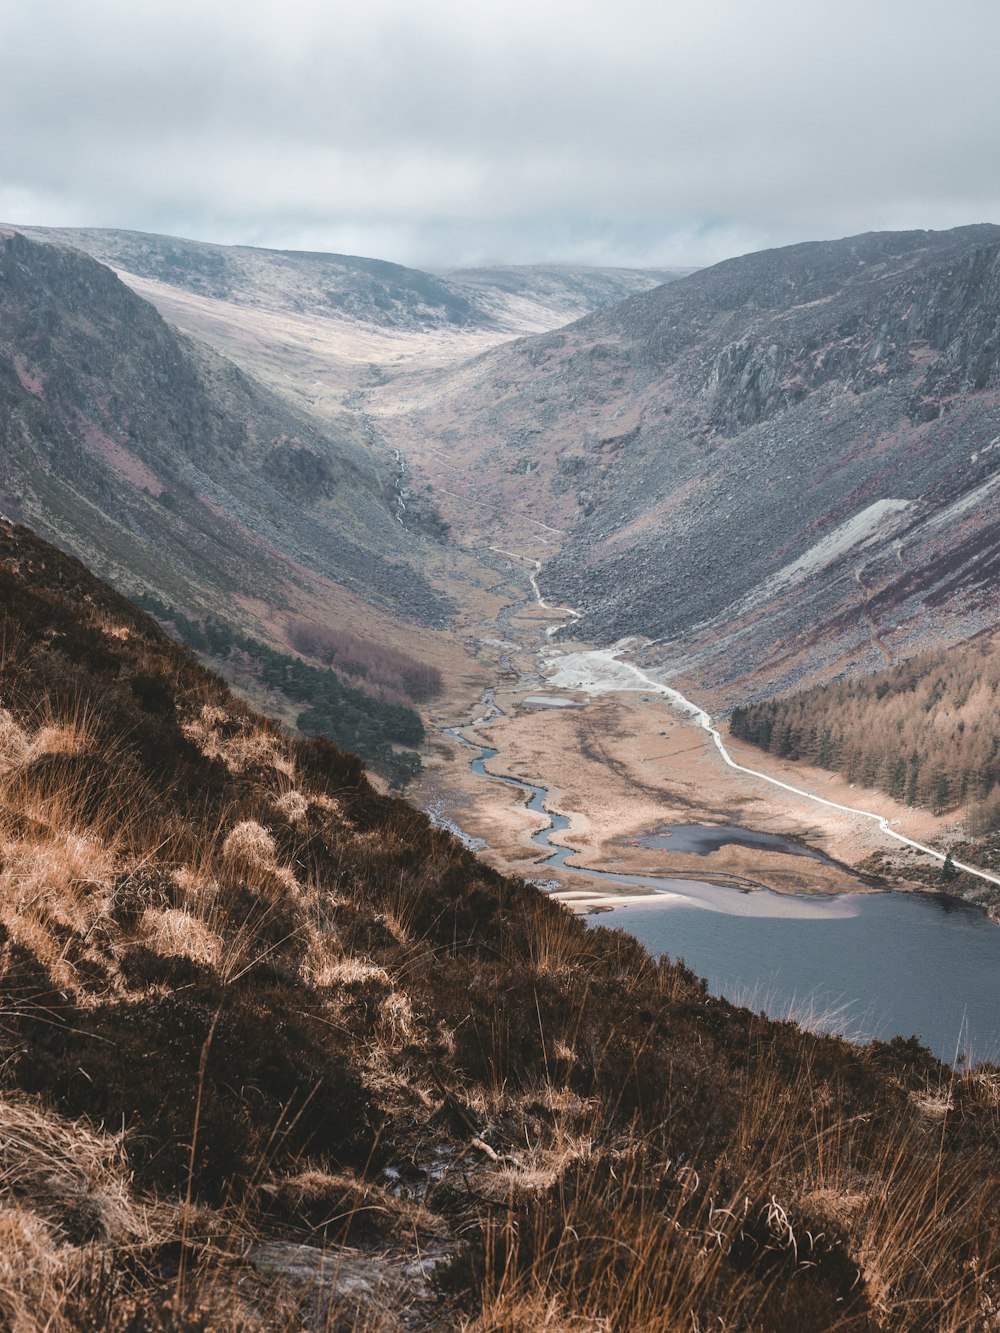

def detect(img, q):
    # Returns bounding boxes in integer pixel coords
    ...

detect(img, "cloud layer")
[3,0,998,267]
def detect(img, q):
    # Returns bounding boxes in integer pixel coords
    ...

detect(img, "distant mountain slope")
[15,227,685,429]
[20,226,682,333]
[0,228,454,644]
[22,227,485,331]
[378,225,1000,696]
[437,260,696,332]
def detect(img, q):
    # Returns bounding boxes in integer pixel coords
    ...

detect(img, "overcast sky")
[2,0,998,270]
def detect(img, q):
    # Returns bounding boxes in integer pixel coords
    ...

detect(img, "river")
[447,722,1000,1065]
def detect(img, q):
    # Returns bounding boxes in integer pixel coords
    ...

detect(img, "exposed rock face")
[0,229,449,626]
[380,226,1000,696]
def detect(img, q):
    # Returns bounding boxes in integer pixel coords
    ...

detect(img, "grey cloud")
[2,0,998,267]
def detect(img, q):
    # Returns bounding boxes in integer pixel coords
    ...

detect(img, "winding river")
[443,557,1000,1063]
[446,718,1000,1065]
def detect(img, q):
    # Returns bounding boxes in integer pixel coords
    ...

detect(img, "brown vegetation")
[287,616,444,704]
[731,637,1000,828]
[0,519,998,1329]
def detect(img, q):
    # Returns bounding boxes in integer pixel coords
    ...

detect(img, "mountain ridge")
[371,223,1000,700]
[0,229,491,724]
[17,224,686,335]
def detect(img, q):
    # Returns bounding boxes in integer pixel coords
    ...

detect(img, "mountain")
[0,229,485,706]
[375,225,1000,700]
[437,260,697,332]
[21,226,683,333]
[1,516,997,1330]
[21,227,488,331]
[17,227,686,424]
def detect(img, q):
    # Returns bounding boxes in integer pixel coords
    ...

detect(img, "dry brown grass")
[138,907,223,967]
[1,529,999,1331]
[183,704,296,777]
[273,789,310,826]
[0,708,29,770]
[220,820,299,899]
[0,1096,144,1243]
[0,1095,167,1332]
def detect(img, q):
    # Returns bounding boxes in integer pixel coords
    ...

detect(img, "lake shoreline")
[419,680,948,905]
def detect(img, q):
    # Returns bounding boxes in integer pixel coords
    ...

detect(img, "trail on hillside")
[519,560,1000,891]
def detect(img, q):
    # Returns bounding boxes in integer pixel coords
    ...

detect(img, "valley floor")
[416,608,963,909]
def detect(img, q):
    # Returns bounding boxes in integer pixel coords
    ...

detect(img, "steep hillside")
[20,227,680,334]
[16,228,684,425]
[134,593,431,789]
[0,229,488,701]
[378,226,1000,697]
[2,519,1000,1330]
[22,228,486,332]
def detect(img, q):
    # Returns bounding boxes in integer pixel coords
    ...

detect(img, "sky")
[2,0,999,270]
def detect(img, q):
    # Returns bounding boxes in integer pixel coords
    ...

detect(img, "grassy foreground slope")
[0,518,998,1331]
[133,592,430,789]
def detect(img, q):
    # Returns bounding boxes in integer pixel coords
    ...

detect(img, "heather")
[134,593,426,787]
[0,520,997,1331]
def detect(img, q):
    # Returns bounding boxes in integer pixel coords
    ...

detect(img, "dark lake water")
[447,726,1000,1064]
[639,823,836,864]
[614,892,1000,1065]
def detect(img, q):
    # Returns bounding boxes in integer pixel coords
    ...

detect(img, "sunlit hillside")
[731,637,1000,829]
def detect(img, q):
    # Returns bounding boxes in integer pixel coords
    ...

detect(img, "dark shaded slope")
[0,228,448,625]
[590,224,1000,430]
[0,521,999,1329]
[545,229,1000,684]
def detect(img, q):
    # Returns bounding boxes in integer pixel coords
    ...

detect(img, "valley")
[416,543,995,901]
[9,4,1000,1324]
[370,227,1000,702]
[7,220,1000,1027]
[413,568,1000,1062]
[19,226,687,425]
[3,221,1000,1327]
